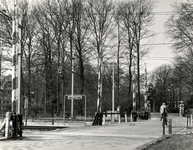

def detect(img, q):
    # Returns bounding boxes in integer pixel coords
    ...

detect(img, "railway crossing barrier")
[0,112,22,139]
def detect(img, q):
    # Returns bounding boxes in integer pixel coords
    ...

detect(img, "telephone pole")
[12,0,22,114]
[0,42,2,116]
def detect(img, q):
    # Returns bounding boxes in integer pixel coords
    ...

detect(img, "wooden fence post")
[168,119,172,134]
[125,112,127,123]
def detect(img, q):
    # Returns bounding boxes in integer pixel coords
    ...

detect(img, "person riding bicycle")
[160,103,168,123]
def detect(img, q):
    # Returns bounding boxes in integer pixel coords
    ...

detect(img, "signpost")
[64,94,86,124]
[24,98,28,126]
[68,95,82,100]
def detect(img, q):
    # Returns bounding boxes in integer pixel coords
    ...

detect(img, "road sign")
[68,95,82,100]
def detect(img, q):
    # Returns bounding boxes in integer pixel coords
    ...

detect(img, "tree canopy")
[0,0,156,117]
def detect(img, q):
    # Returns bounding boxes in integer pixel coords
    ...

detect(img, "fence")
[170,119,187,134]
[102,112,128,125]
[163,114,193,135]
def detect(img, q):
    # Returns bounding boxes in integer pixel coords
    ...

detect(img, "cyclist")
[160,103,168,125]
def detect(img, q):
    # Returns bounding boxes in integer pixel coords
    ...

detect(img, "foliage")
[163,0,193,110]
[0,0,155,117]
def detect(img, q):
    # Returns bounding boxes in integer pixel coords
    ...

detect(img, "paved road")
[0,113,189,150]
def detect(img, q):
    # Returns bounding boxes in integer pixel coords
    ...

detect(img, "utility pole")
[0,42,2,116]
[12,0,22,114]
[0,2,23,138]
[117,15,120,108]
[0,43,1,86]
[112,62,115,123]
[71,50,75,118]
[137,0,142,110]
[70,4,75,118]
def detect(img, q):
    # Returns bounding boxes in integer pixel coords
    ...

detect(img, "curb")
[135,129,193,150]
[134,135,171,150]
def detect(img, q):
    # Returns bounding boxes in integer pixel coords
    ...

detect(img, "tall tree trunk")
[129,52,133,105]
[137,41,140,109]
[79,56,84,94]
[57,40,60,116]
[27,49,31,113]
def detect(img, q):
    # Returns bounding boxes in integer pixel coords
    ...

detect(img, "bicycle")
[161,113,168,127]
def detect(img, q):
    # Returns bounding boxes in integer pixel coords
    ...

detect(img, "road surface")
[0,113,189,150]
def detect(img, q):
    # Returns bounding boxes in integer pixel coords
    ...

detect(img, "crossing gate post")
[130,114,132,123]
[168,119,172,134]
[163,121,165,135]
[5,112,11,139]
[125,112,127,123]
[102,113,105,125]
[12,112,18,137]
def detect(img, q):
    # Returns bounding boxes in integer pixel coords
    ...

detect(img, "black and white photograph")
[0,0,193,149]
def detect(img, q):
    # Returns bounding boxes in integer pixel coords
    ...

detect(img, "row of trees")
[0,0,156,117]
[150,0,193,112]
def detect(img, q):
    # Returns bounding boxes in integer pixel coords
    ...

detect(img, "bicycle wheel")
[162,118,167,127]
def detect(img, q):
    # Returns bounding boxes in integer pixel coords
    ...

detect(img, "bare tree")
[165,1,193,55]
[71,0,90,95]
[117,0,155,110]
[0,2,13,75]
[0,0,42,114]
[86,0,115,113]
[150,65,173,110]
[34,0,70,116]
[18,1,42,114]
[165,1,193,108]
[165,1,193,88]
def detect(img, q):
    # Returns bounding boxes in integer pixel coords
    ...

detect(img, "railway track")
[22,125,68,130]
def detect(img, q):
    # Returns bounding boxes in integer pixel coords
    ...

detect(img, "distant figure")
[160,103,168,121]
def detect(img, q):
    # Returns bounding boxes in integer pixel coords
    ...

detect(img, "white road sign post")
[68,95,82,100]
[64,94,86,124]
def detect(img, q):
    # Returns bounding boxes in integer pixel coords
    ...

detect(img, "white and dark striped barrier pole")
[12,0,22,115]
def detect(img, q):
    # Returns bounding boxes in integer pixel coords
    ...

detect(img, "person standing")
[160,103,168,122]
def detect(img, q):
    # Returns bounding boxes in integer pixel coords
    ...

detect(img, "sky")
[142,0,187,73]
